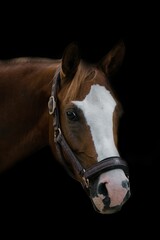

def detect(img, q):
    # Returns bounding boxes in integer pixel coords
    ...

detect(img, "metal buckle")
[54,128,61,143]
[82,176,89,189]
[48,96,56,115]
[81,169,89,188]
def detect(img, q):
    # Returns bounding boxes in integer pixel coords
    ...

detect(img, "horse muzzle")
[88,168,131,214]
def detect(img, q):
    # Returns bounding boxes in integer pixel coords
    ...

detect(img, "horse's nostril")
[98,183,108,196]
[98,183,110,207]
[122,180,130,189]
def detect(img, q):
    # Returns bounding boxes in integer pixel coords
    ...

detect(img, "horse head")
[48,41,131,214]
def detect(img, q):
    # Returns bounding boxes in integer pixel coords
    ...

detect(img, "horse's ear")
[61,42,80,81]
[98,40,125,77]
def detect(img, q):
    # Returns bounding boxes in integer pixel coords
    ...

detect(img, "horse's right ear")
[98,40,126,77]
[61,42,80,82]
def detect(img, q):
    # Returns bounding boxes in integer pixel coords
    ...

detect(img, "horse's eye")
[66,111,78,121]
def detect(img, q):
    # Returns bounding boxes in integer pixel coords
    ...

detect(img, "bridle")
[48,71,129,191]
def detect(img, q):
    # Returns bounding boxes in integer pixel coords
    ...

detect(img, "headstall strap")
[48,71,129,189]
[48,72,85,180]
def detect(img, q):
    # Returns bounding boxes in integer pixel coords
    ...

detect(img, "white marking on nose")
[99,169,129,207]
[72,84,119,161]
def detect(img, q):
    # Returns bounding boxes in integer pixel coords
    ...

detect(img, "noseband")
[48,72,129,189]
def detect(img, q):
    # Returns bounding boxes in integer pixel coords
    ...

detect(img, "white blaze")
[72,84,119,161]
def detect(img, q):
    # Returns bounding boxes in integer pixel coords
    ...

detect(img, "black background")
[0,3,158,238]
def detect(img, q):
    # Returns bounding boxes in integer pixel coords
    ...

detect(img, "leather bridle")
[48,71,129,190]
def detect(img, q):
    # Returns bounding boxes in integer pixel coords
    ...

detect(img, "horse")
[0,41,131,214]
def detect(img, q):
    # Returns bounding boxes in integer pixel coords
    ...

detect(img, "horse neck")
[0,59,60,172]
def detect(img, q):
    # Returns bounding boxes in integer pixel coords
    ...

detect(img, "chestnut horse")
[0,41,130,214]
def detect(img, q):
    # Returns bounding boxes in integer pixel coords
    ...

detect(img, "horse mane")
[0,57,60,65]
[62,61,97,103]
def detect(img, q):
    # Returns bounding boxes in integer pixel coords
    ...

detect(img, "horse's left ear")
[61,42,80,81]
[98,40,125,77]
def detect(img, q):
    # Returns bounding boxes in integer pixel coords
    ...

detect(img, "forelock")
[63,61,97,103]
